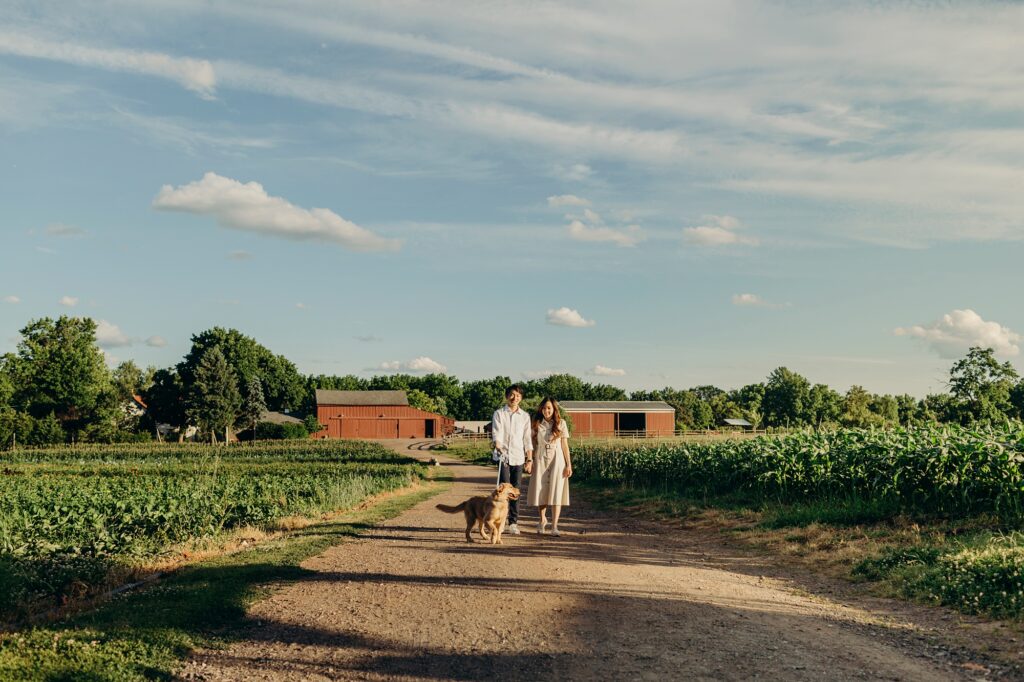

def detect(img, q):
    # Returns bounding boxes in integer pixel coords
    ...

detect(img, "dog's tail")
[435,502,467,513]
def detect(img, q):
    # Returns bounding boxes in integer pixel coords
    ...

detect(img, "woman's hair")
[532,396,562,440]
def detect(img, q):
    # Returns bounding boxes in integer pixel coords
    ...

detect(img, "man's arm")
[491,409,505,452]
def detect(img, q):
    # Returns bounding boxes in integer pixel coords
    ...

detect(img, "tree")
[186,347,241,444]
[895,394,923,426]
[9,317,111,430]
[179,328,304,413]
[407,388,441,414]
[144,369,188,440]
[948,346,1018,424]
[762,367,811,427]
[730,383,766,428]
[241,375,267,441]
[869,394,900,425]
[462,376,511,420]
[841,385,881,428]
[807,384,843,427]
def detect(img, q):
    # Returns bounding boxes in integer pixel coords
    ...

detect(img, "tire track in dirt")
[180,441,983,681]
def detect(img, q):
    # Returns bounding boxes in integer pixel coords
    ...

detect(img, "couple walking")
[491,384,573,536]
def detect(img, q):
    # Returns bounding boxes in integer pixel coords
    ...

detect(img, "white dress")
[527,420,570,507]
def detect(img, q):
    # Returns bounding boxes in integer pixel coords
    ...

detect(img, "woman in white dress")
[527,396,573,536]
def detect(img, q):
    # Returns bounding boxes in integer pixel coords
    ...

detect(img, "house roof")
[723,418,752,426]
[560,400,675,413]
[315,389,409,406]
[260,410,304,425]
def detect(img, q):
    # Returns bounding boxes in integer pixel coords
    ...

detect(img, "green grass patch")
[0,476,449,681]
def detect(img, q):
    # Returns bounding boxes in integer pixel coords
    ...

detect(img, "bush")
[254,421,310,440]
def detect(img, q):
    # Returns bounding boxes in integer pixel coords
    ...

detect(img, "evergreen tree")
[187,347,241,444]
[241,375,267,441]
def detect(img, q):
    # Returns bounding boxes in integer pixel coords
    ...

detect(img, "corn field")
[573,424,1024,519]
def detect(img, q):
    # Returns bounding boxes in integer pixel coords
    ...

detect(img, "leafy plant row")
[0,440,423,620]
[572,424,1024,519]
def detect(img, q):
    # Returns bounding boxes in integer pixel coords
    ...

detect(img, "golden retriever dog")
[435,483,520,544]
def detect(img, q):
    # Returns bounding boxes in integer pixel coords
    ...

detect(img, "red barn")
[314,390,455,439]
[561,401,675,437]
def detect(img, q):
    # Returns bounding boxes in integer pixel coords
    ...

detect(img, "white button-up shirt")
[491,405,533,466]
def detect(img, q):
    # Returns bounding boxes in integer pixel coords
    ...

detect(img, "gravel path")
[180,441,988,681]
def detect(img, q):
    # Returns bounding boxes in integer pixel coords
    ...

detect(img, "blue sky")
[1,1,1022,397]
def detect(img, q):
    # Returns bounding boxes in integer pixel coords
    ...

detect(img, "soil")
[179,441,1014,681]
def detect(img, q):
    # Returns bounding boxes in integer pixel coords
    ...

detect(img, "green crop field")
[0,440,425,623]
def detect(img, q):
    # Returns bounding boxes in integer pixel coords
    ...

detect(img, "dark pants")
[499,462,523,524]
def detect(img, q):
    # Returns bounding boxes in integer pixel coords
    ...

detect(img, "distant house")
[259,410,303,426]
[560,401,675,437]
[723,418,753,431]
[314,390,455,439]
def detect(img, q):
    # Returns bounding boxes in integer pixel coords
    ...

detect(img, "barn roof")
[260,410,304,425]
[315,389,409,406]
[723,418,752,427]
[560,400,675,413]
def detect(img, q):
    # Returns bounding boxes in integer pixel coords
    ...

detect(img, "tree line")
[1,316,1021,445]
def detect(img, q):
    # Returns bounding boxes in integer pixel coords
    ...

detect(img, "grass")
[0,471,451,681]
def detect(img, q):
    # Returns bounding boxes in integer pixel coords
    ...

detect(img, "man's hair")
[505,384,524,398]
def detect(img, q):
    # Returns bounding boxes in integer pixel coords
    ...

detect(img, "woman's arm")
[561,433,572,477]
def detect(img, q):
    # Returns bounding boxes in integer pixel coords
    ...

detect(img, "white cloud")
[564,207,644,247]
[591,365,626,377]
[895,309,1021,358]
[732,293,789,309]
[58,296,78,307]
[522,369,561,380]
[552,163,594,182]
[377,356,447,373]
[546,307,595,328]
[95,320,132,348]
[45,223,86,237]
[0,32,216,98]
[683,215,757,247]
[2,295,19,304]
[547,194,590,208]
[146,336,167,348]
[152,172,401,252]
[295,302,308,309]
[228,250,252,260]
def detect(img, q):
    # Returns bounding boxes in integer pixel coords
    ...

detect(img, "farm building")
[560,400,675,437]
[314,390,455,439]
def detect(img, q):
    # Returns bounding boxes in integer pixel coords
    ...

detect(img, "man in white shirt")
[491,384,533,535]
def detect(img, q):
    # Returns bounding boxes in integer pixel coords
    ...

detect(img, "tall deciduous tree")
[187,347,241,444]
[762,367,811,427]
[10,316,110,429]
[948,346,1018,424]
[179,328,304,413]
[145,369,188,440]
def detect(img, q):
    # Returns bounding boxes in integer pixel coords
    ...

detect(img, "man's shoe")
[508,523,520,535]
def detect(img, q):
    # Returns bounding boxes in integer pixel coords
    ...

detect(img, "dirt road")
[181,441,992,681]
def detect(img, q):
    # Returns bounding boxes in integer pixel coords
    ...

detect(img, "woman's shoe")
[551,527,561,537]
[537,521,547,534]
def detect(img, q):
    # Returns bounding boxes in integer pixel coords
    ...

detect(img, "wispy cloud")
[228,250,252,261]
[895,309,1021,358]
[146,336,167,348]
[0,32,216,98]
[44,223,86,237]
[58,295,78,307]
[547,194,590,208]
[153,172,401,252]
[731,293,789,309]
[376,356,447,373]
[95,320,132,348]
[565,208,643,247]
[2,295,19,304]
[684,215,757,247]
[590,364,626,377]
[355,334,383,343]
[546,307,595,328]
